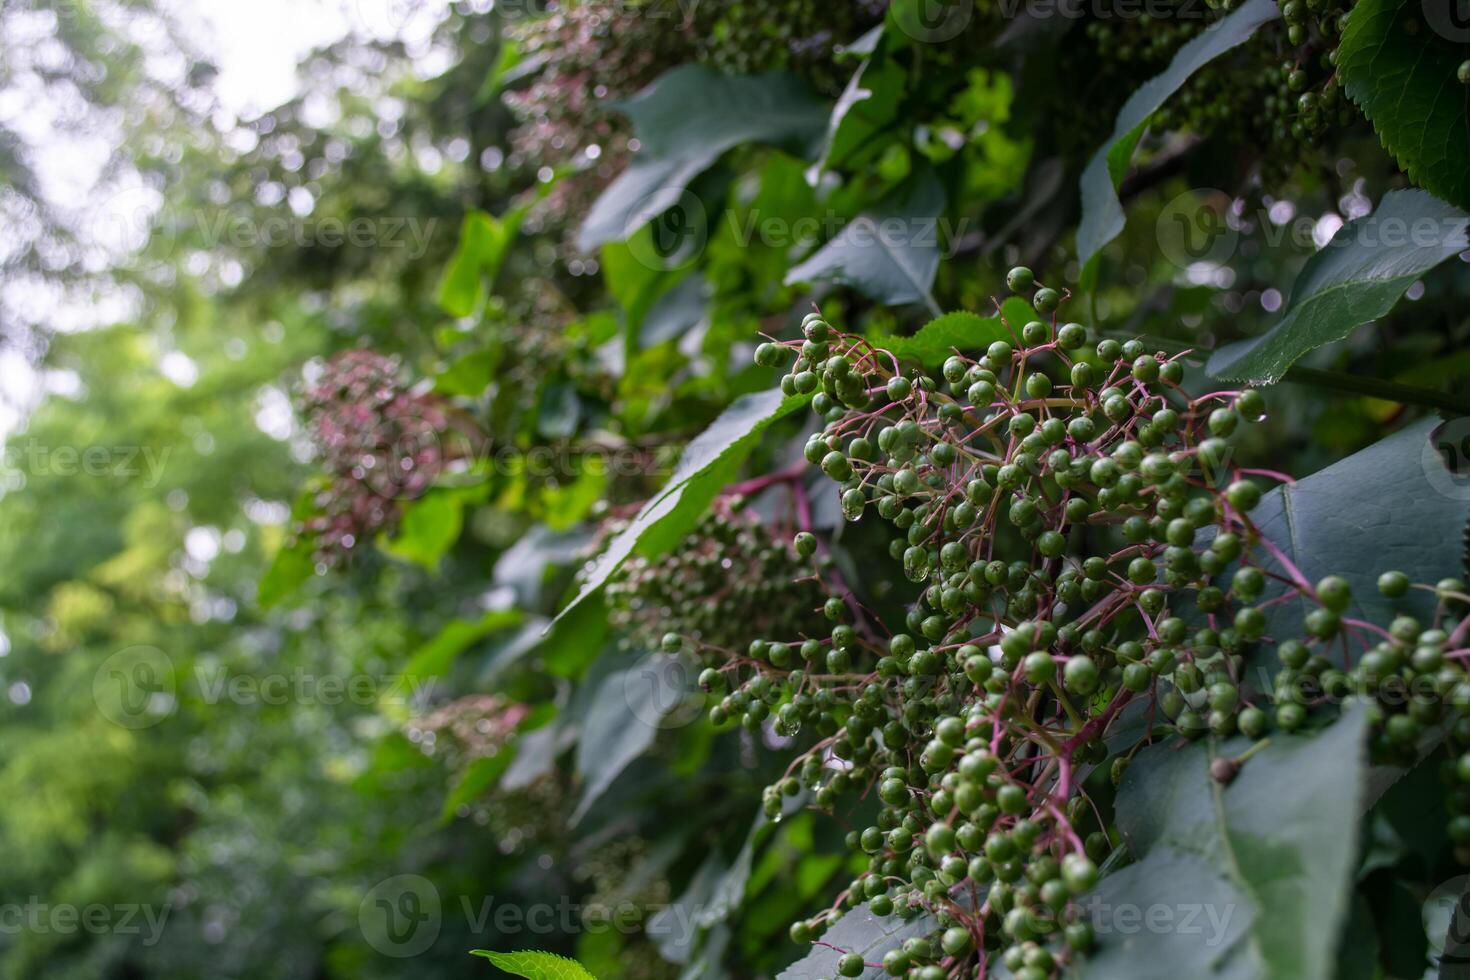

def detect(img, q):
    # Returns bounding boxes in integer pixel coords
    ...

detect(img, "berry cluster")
[669,273,1470,978]
[608,499,826,656]
[297,350,449,565]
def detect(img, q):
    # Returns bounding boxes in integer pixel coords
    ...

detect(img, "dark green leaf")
[1208,190,1469,383]
[441,752,514,820]
[807,53,904,180]
[1083,706,1370,980]
[785,169,946,310]
[1338,0,1470,210]
[1244,418,1469,644]
[1076,0,1279,268]
[579,66,828,250]
[570,652,692,823]
[397,609,523,690]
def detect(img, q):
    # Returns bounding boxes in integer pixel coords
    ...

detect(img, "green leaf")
[257,535,314,609]
[470,949,597,980]
[549,387,809,625]
[500,724,562,792]
[438,207,524,318]
[435,347,501,397]
[602,227,682,342]
[378,489,476,570]
[807,52,905,180]
[777,901,939,979]
[640,273,708,348]
[1082,706,1370,980]
[579,66,828,251]
[441,752,514,820]
[1208,189,1469,383]
[398,609,523,689]
[570,652,692,823]
[869,297,1035,367]
[1076,0,1280,268]
[1244,418,1469,644]
[784,168,946,311]
[1338,0,1470,210]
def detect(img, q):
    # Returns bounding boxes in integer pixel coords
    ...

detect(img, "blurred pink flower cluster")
[298,349,449,564]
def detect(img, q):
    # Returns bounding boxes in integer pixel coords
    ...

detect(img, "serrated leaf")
[1338,0,1470,210]
[1076,0,1280,268]
[470,949,597,980]
[777,901,939,979]
[869,297,1036,367]
[1081,706,1370,980]
[579,66,828,251]
[1208,189,1469,383]
[438,207,524,318]
[550,388,809,626]
[785,169,946,310]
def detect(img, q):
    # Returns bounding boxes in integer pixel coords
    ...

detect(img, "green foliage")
[1338,0,1470,210]
[10,0,1470,977]
[470,949,597,979]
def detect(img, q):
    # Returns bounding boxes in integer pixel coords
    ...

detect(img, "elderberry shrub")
[689,274,1470,977]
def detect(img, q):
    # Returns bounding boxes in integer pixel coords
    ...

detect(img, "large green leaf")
[869,297,1036,367]
[784,169,946,311]
[570,652,692,823]
[1338,0,1470,210]
[1244,418,1468,644]
[470,950,596,980]
[578,66,828,250]
[550,388,809,625]
[1208,190,1469,383]
[777,901,939,979]
[1081,706,1370,980]
[1076,0,1280,268]
[437,207,524,318]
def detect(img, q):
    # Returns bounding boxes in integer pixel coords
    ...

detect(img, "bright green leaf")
[870,297,1035,367]
[470,949,597,980]
[438,207,524,318]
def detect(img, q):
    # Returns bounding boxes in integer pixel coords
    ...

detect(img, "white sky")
[0,0,452,436]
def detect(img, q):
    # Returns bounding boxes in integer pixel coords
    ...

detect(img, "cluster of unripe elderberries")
[663,270,1470,978]
[607,500,826,656]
